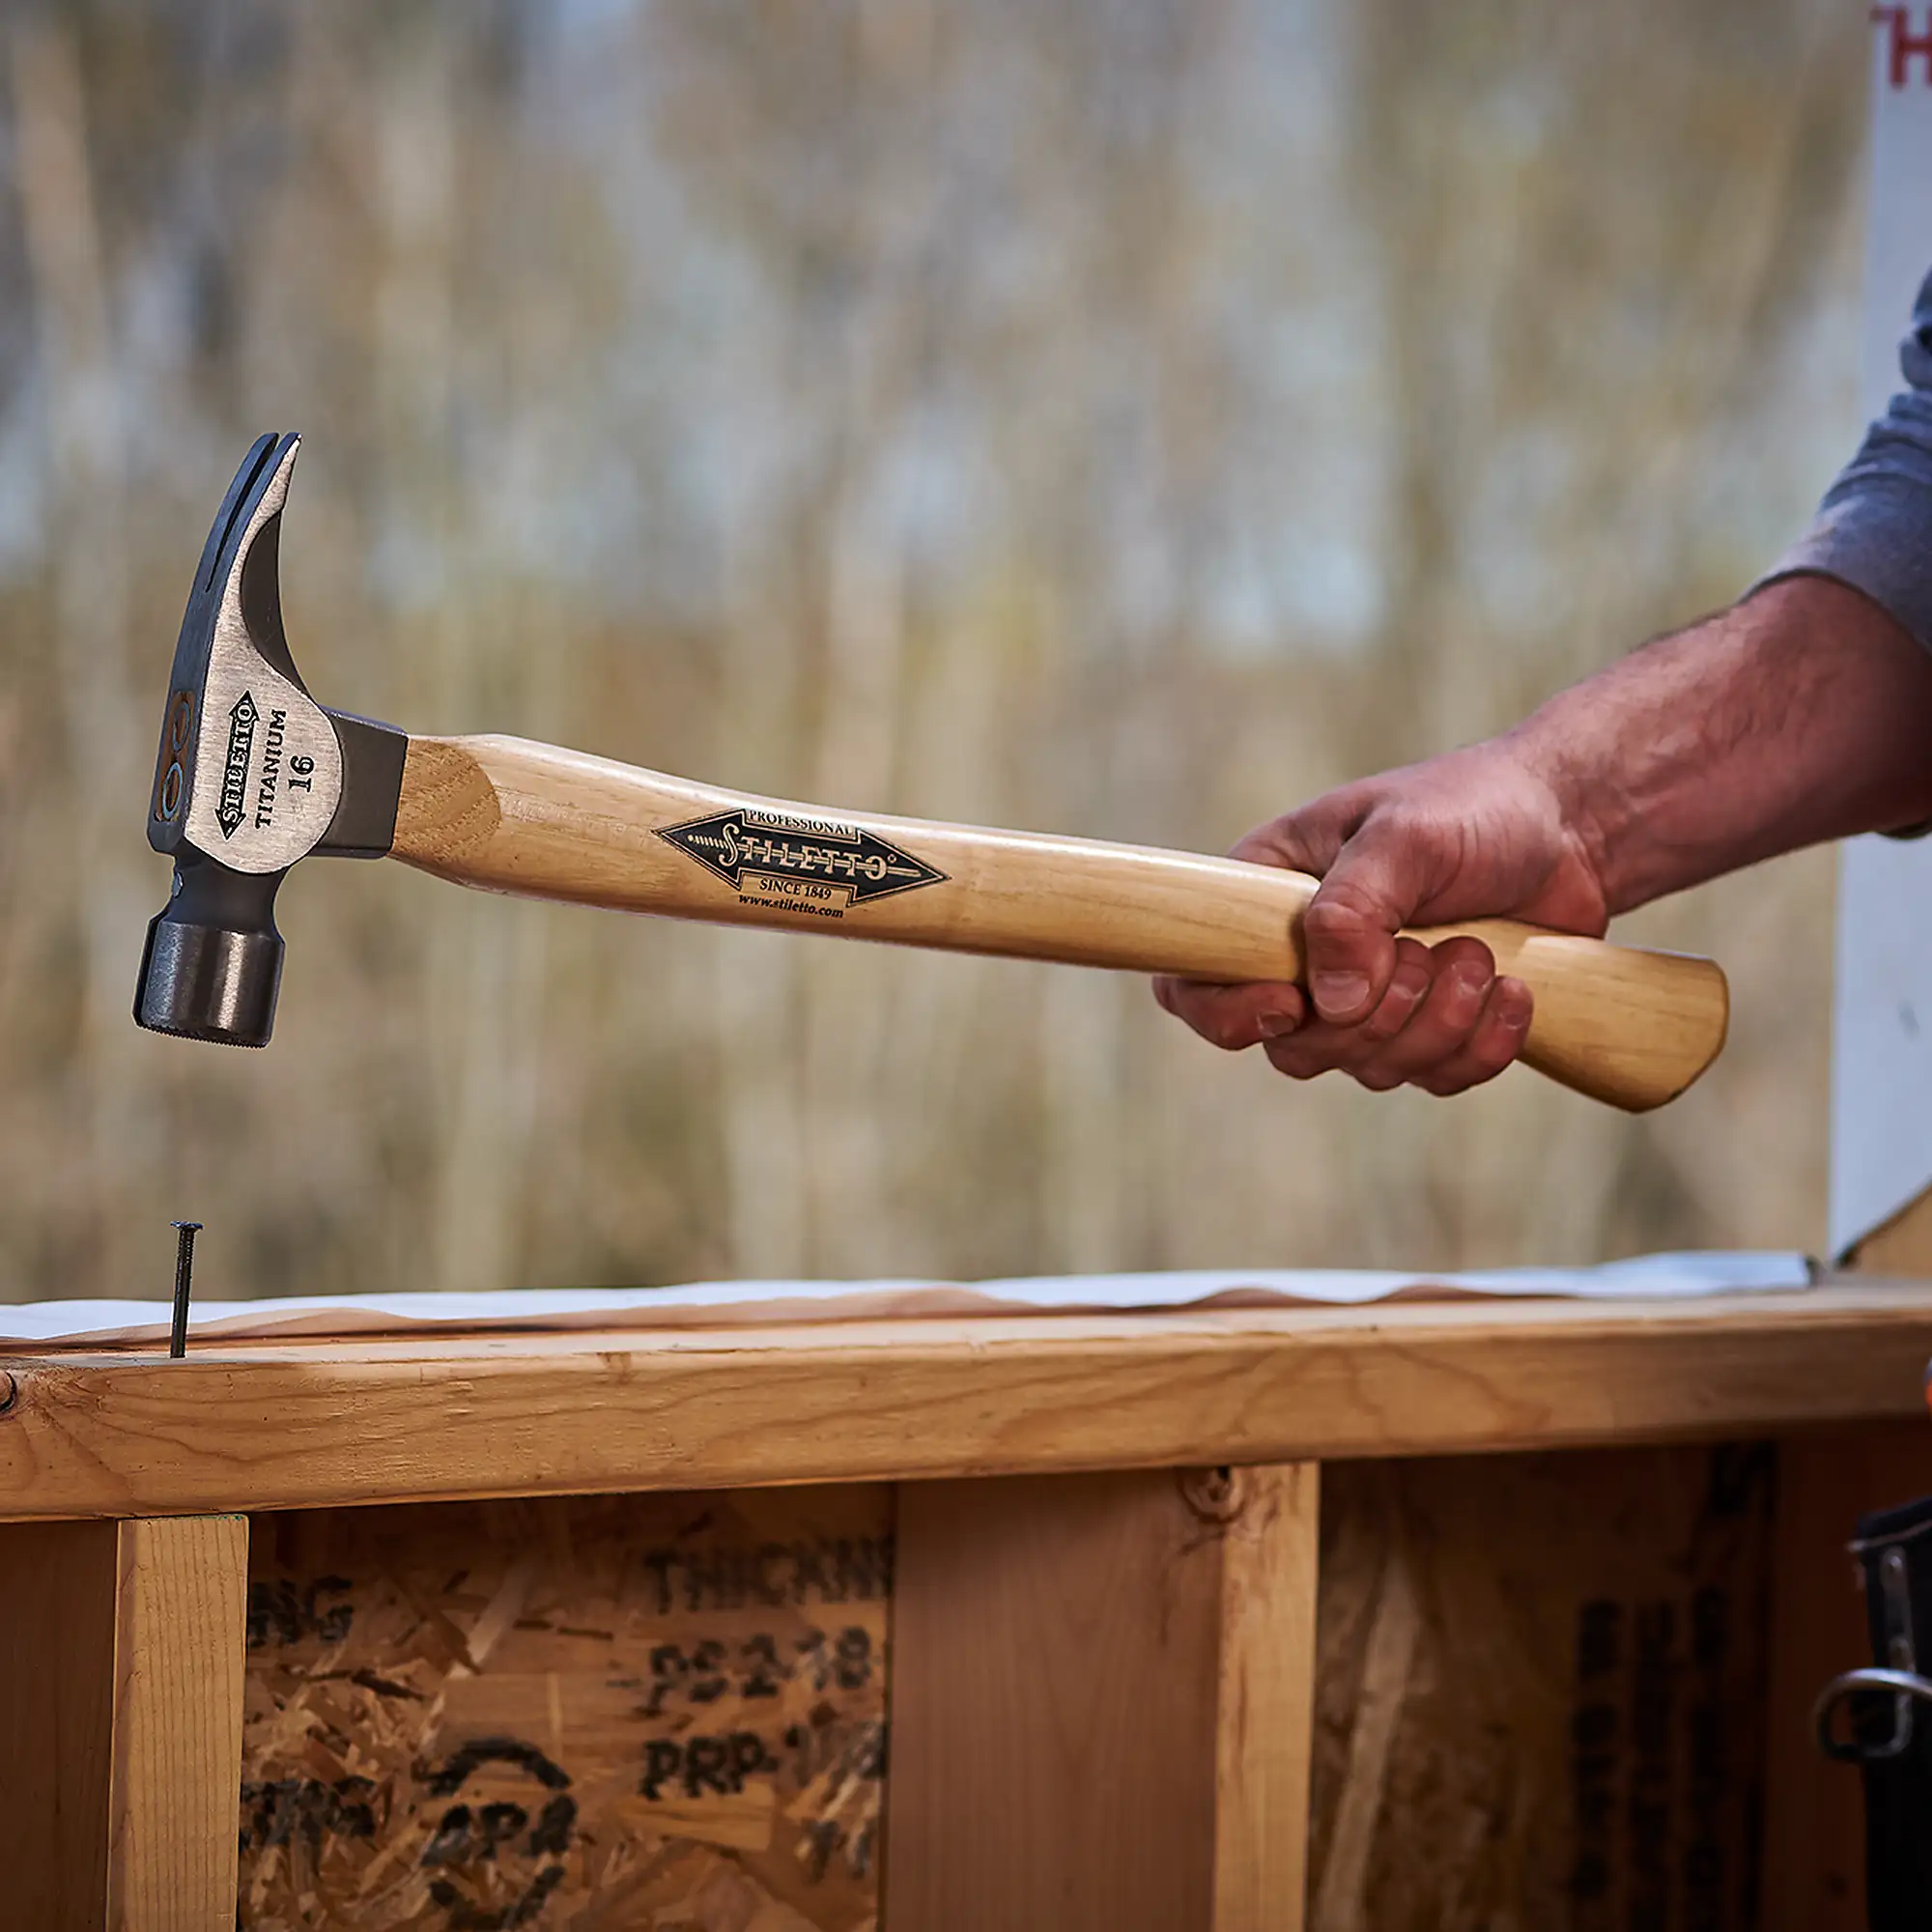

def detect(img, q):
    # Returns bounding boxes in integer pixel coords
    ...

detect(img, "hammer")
[134,435,1728,1110]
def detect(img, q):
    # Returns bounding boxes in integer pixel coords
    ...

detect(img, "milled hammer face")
[134,434,406,1046]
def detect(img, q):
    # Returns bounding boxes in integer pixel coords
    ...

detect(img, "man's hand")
[1154,740,1610,1094]
[1156,576,1932,1098]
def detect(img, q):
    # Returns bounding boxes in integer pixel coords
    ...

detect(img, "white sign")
[1831,6,1932,1256]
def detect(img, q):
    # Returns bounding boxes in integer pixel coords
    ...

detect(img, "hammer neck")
[316,710,409,860]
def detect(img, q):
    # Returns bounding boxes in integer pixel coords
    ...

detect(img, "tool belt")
[1816,1495,1932,1928]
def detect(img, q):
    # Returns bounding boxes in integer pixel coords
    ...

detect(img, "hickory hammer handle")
[391,734,1728,1112]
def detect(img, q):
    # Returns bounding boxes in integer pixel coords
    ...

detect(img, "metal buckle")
[1816,1546,1932,1762]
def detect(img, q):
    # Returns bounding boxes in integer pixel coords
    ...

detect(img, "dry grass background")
[0,0,1870,1304]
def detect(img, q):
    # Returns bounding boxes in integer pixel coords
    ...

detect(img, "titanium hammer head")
[134,435,406,1045]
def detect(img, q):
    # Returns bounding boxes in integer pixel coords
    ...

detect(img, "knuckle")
[1232,804,1342,874]
[1166,988,1247,1051]
[1267,1057,1323,1085]
[1263,1039,1326,1081]
[1453,1057,1507,1093]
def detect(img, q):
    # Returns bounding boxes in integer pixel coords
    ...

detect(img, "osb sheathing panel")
[239,1488,889,1931]
[1307,1445,1775,1932]
[238,1448,1776,1930]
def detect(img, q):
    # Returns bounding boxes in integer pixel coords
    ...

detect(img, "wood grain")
[107,1516,248,1932]
[1309,1447,1776,1931]
[1761,1422,1932,1932]
[3,1286,1930,1520]
[886,1465,1319,1931]
[0,1516,247,1931]
[391,733,1728,1112]
[1211,1463,1321,1931]
[0,1519,119,1929]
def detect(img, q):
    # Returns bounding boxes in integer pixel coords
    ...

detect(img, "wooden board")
[238,1488,889,1929]
[885,1463,1318,1932]
[110,1516,250,1930]
[0,1514,248,1932]
[1761,1420,1932,1932]
[0,1519,120,1929]
[4,1284,1931,1519]
[1306,1446,1775,1931]
[1214,1463,1321,1928]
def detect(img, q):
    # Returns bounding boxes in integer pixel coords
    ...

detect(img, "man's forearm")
[1509,574,1932,916]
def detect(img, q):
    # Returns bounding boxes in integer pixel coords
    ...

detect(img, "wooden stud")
[0,1515,248,1931]
[107,1516,250,1930]
[885,1463,1319,1932]
[1210,1464,1321,1930]
[391,733,1728,1112]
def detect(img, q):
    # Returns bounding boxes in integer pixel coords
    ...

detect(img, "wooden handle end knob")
[1508,935,1729,1113]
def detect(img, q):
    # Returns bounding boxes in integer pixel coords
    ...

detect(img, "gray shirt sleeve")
[1758,267,1932,651]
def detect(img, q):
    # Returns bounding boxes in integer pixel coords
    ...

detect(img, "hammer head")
[134,435,405,1045]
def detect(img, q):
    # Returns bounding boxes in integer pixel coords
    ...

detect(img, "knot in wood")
[1179,1464,1244,1524]
[0,1371,16,1416]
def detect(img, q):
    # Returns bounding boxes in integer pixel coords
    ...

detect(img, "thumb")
[1296,817,1435,1024]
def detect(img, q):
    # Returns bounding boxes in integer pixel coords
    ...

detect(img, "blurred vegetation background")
[0,0,1868,1303]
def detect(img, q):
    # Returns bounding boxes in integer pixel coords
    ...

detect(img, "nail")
[170,1220,203,1360]
[1256,1009,1298,1040]
[1311,972,1369,1019]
